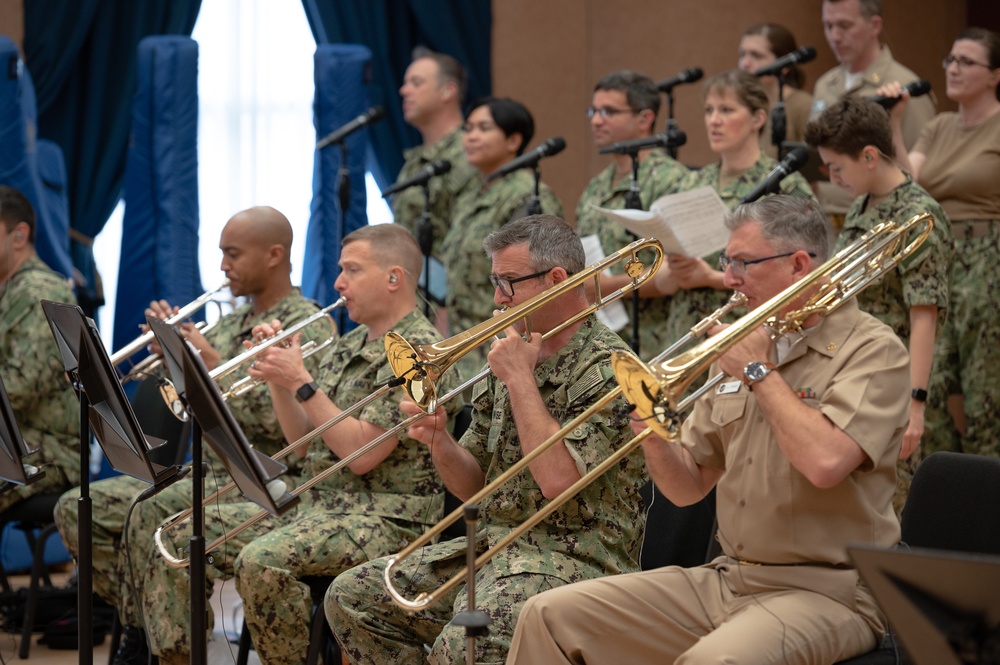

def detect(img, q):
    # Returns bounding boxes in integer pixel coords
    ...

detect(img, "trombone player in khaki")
[53,206,330,665]
[327,215,649,665]
[507,196,911,665]
[142,223,463,665]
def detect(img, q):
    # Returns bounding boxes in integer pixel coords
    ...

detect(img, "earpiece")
[389,274,398,284]
[13,232,23,242]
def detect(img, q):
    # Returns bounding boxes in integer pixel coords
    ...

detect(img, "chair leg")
[18,524,58,658]
[305,601,328,665]
[236,618,252,665]
[108,613,123,665]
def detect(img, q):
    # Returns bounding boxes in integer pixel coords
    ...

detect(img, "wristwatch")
[295,381,320,403]
[743,361,775,390]
[911,387,928,403]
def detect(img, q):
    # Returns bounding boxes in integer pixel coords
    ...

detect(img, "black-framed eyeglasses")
[718,251,816,276]
[489,268,552,297]
[942,55,993,70]
[585,106,640,120]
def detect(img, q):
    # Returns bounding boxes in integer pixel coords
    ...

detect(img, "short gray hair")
[482,215,585,274]
[725,196,830,262]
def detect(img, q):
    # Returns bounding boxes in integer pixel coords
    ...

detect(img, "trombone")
[153,237,665,567]
[381,212,933,612]
[110,281,232,383]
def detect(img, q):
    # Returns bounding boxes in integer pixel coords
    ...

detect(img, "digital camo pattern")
[664,158,816,349]
[141,309,460,661]
[53,288,327,627]
[837,179,954,509]
[327,315,646,665]
[391,127,480,261]
[575,150,689,360]
[442,168,564,384]
[0,255,79,512]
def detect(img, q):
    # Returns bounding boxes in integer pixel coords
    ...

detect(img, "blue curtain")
[300,0,492,190]
[22,0,202,317]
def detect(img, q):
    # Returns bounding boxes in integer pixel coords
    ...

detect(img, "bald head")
[224,206,293,265]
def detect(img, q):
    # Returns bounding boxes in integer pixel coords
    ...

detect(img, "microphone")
[656,67,704,93]
[598,130,687,155]
[316,106,386,149]
[381,160,452,198]
[867,80,931,110]
[485,136,566,183]
[740,146,810,204]
[752,46,817,78]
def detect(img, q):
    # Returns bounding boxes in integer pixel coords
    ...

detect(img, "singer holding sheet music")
[654,71,814,356]
[0,186,79,512]
[440,97,563,384]
[575,70,688,361]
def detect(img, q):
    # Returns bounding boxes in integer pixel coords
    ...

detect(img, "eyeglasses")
[489,268,552,297]
[585,106,640,120]
[718,251,816,276]
[942,55,993,70]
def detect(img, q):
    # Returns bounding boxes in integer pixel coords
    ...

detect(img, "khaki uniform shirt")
[683,299,907,605]
[575,150,688,360]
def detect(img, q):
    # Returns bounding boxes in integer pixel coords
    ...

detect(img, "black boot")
[112,625,154,665]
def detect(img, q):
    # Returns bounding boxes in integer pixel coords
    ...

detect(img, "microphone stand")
[664,91,680,160]
[450,504,490,665]
[74,381,93,665]
[771,72,788,161]
[336,142,350,332]
[189,420,207,665]
[624,153,643,357]
[525,167,543,216]
[416,180,434,318]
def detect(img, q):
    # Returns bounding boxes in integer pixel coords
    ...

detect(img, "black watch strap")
[911,387,928,403]
[296,381,320,403]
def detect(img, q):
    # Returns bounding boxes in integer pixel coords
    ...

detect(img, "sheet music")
[580,235,629,332]
[593,186,729,257]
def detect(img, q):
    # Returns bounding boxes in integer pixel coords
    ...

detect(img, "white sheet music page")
[579,234,629,332]
[592,186,729,257]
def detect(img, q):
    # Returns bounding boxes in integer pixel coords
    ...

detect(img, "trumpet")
[381,212,933,612]
[111,281,232,383]
[153,237,664,567]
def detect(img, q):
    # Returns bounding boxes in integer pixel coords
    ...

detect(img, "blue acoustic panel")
[303,44,372,332]
[115,36,201,353]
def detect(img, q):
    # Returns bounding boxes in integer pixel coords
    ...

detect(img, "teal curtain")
[300,0,492,189]
[22,0,202,315]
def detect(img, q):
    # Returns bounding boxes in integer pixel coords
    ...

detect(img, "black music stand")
[849,544,1000,665]
[0,372,46,489]
[42,300,189,665]
[146,315,299,665]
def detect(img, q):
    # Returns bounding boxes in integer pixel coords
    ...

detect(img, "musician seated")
[326,214,647,664]
[0,185,79,513]
[140,223,463,665]
[507,196,910,665]
[52,206,328,665]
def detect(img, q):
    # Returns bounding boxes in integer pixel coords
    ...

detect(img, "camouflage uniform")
[53,289,327,625]
[837,179,953,511]
[326,315,647,665]
[575,150,688,360]
[137,309,458,661]
[0,255,79,511]
[391,127,479,262]
[442,169,564,383]
[665,158,816,348]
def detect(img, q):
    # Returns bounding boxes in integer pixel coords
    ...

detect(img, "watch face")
[745,362,768,382]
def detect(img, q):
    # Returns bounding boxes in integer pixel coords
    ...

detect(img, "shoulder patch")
[567,363,605,405]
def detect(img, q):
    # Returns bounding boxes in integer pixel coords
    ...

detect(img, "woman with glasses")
[441,97,563,383]
[737,22,814,160]
[653,70,815,353]
[878,28,1000,458]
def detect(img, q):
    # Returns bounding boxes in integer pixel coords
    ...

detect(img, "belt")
[951,220,998,240]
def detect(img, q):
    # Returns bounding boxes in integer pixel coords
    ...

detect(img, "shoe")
[112,625,152,665]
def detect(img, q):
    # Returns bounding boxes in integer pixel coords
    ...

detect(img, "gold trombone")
[153,237,665,568]
[381,212,933,612]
